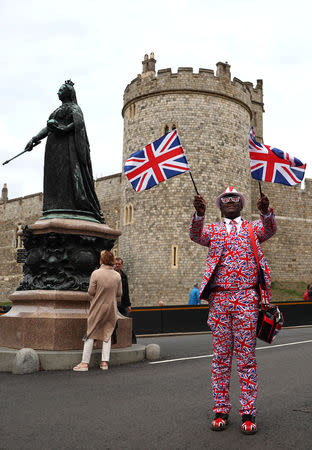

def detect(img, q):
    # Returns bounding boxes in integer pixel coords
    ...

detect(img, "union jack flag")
[124,130,190,192]
[249,127,306,186]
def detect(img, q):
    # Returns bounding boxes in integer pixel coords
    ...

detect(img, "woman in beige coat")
[73,250,122,371]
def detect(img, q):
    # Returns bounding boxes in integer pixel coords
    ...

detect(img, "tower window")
[171,245,178,268]
[129,103,136,119]
[163,123,178,134]
[123,203,133,225]
[252,111,257,127]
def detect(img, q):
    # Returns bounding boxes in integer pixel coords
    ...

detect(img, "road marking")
[256,339,312,350]
[149,339,312,365]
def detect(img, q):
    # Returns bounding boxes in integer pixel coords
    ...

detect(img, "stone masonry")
[119,55,263,305]
[1,55,311,305]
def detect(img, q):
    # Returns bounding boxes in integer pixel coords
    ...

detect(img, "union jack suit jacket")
[189,209,277,301]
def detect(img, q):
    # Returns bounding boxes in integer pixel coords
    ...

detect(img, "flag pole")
[258,181,263,197]
[189,171,199,195]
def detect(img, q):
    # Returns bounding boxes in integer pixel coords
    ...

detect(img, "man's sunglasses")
[220,196,240,204]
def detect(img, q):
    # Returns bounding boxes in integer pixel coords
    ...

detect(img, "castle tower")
[119,55,264,305]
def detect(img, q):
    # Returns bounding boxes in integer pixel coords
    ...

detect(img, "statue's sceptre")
[2,140,41,165]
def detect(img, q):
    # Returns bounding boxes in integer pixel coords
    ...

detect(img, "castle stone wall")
[251,178,312,283]
[95,173,122,229]
[0,193,42,301]
[119,61,259,306]
[1,58,310,307]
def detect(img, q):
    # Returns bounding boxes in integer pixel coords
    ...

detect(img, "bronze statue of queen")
[24,80,104,223]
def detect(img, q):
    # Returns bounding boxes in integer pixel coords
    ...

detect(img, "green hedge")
[271,281,307,303]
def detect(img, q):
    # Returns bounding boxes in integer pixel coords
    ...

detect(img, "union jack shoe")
[241,414,257,435]
[211,413,229,431]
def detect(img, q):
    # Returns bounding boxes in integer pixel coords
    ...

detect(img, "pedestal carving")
[17,219,119,292]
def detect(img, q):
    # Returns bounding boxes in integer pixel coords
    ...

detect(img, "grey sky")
[0,0,311,199]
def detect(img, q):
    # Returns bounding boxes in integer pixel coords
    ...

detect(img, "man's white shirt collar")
[224,216,242,233]
[224,216,242,225]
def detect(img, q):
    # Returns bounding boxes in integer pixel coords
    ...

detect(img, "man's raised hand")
[257,192,269,215]
[193,194,206,216]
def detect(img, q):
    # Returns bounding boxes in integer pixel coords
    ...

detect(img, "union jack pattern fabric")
[124,130,189,192]
[249,127,306,186]
[189,211,277,300]
[208,289,259,416]
[189,210,277,416]
[210,227,258,289]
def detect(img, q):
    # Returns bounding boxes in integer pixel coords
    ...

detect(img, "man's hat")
[216,186,246,209]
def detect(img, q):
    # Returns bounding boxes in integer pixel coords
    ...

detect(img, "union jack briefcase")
[257,303,284,344]
[248,223,284,343]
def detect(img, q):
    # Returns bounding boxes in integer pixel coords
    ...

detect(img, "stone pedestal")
[0,219,132,350]
[0,291,132,350]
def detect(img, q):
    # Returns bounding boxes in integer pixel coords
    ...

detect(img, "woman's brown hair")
[100,250,115,266]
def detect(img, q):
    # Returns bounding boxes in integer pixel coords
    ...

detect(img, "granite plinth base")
[0,290,132,350]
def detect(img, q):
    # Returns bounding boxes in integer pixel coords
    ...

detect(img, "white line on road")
[149,339,312,365]
[149,354,214,364]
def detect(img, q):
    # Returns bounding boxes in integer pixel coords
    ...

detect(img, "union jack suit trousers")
[208,289,258,416]
[189,211,277,417]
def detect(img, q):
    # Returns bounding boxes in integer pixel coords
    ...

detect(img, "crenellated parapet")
[244,78,264,141]
[303,178,312,197]
[244,79,263,105]
[123,57,263,122]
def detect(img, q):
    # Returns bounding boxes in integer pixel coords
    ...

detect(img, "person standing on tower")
[190,186,277,435]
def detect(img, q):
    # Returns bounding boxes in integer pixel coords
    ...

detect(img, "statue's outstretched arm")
[25,127,48,151]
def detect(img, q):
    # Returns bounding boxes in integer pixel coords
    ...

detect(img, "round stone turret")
[119,55,264,306]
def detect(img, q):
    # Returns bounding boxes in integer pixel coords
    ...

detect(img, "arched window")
[124,205,128,225]
[253,111,257,127]
[128,204,133,224]
[123,203,134,225]
[129,103,136,119]
[163,123,178,134]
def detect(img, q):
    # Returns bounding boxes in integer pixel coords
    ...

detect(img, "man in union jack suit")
[190,186,277,435]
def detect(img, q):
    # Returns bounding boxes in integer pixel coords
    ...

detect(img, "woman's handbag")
[248,223,284,343]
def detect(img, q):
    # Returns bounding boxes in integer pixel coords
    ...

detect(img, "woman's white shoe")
[73,363,88,372]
